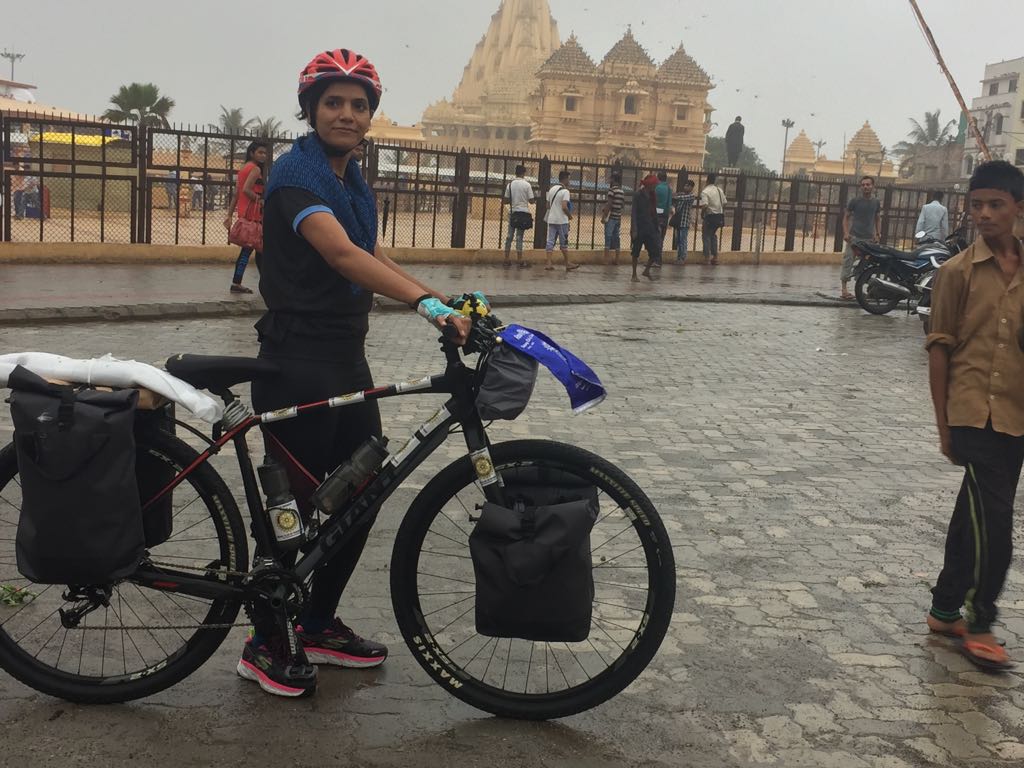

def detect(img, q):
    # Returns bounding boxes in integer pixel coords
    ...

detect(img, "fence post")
[365,139,378,188]
[0,112,7,242]
[834,182,850,252]
[136,124,148,243]
[731,173,747,251]
[783,178,800,251]
[879,184,894,243]
[533,156,552,250]
[451,149,469,248]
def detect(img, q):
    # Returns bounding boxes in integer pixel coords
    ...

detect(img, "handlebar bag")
[476,343,539,421]
[8,365,144,584]
[469,466,598,642]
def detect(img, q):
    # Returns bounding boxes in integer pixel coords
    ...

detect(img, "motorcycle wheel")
[855,265,903,315]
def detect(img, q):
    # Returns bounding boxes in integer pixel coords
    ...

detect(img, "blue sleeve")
[272,187,333,236]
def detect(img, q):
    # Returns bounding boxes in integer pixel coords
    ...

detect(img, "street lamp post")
[0,49,26,81]
[781,118,795,176]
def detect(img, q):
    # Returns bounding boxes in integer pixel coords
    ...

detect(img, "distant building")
[964,57,1024,175]
[783,123,896,180]
[411,0,714,166]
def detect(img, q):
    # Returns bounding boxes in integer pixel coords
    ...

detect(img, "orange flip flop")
[959,638,1014,671]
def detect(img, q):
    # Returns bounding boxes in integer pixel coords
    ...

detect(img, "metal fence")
[2,111,967,253]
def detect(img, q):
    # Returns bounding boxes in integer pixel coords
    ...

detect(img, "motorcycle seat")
[854,241,913,260]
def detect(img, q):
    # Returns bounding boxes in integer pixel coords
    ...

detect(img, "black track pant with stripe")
[931,423,1024,633]
[249,343,382,636]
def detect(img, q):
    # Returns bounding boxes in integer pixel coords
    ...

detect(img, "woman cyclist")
[238,48,472,697]
[224,140,268,294]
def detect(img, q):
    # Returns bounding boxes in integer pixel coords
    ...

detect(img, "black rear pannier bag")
[469,466,598,642]
[9,366,145,584]
[134,402,175,548]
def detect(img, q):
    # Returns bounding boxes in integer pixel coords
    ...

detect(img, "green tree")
[893,109,956,156]
[211,106,255,135]
[252,116,285,138]
[703,136,769,174]
[102,83,175,127]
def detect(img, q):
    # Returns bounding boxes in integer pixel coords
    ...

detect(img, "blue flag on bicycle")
[497,324,606,413]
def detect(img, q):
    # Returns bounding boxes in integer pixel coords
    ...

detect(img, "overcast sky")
[5,0,1022,168]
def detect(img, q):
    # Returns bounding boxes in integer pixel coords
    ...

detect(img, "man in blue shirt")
[916,191,949,241]
[654,171,671,267]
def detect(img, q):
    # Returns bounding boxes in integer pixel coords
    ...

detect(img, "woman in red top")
[224,140,268,293]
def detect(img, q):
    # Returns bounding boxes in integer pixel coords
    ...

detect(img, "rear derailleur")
[59,585,113,628]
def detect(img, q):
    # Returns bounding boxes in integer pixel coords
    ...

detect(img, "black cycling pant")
[250,342,382,634]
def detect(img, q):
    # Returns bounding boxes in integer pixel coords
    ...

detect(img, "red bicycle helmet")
[298,49,382,111]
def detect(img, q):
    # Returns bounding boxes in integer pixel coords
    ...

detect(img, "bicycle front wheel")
[390,440,675,720]
[0,430,248,703]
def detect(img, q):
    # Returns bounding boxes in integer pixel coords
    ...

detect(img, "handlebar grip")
[442,318,459,340]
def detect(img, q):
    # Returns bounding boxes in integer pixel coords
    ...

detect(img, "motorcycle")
[852,214,969,316]
[914,213,971,333]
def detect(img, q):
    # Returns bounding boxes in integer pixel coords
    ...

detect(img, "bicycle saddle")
[165,354,280,392]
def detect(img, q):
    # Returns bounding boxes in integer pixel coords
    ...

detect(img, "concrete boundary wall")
[0,243,841,266]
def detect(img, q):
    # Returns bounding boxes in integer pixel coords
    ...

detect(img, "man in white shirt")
[503,164,535,268]
[544,169,579,271]
[699,172,727,264]
[916,190,949,241]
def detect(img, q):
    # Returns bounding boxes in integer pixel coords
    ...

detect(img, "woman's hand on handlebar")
[416,297,471,345]
[441,315,472,345]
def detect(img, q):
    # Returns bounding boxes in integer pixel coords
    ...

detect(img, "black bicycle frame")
[132,341,504,601]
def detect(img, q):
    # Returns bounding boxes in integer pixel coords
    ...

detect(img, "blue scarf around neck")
[264,134,377,255]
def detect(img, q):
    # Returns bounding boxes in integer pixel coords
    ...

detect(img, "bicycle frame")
[131,340,504,602]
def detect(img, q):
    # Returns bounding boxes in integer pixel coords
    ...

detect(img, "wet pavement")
[0,262,852,323]
[1,302,1021,768]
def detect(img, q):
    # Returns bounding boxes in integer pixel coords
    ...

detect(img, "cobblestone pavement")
[0,262,847,320]
[1,303,1022,768]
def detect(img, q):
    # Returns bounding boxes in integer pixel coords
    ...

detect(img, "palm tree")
[211,106,255,135]
[103,83,175,127]
[893,109,956,156]
[252,116,285,138]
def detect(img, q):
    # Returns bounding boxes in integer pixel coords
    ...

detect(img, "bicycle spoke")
[423,593,474,619]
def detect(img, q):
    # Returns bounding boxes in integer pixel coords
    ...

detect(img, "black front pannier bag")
[469,466,599,642]
[8,366,145,584]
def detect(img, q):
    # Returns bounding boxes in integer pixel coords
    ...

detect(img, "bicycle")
[0,311,676,720]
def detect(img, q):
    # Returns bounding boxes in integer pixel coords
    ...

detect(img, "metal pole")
[906,0,990,161]
[780,119,794,176]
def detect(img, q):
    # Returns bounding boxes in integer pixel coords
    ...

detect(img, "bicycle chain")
[58,560,255,631]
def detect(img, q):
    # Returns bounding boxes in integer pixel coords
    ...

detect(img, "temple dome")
[538,34,597,76]
[786,130,816,163]
[845,120,884,159]
[656,44,711,87]
[601,27,655,73]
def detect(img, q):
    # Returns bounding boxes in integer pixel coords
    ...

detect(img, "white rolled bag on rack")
[0,352,224,424]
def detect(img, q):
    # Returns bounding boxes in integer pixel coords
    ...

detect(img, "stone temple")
[409,0,714,168]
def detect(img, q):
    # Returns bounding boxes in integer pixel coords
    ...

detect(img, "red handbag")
[227,199,263,252]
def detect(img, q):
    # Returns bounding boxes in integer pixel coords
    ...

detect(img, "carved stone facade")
[529,29,713,168]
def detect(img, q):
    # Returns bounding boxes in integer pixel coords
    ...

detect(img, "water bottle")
[311,436,390,515]
[257,456,305,551]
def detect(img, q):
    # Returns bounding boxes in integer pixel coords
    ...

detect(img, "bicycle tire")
[854,265,903,315]
[390,440,675,720]
[0,430,248,703]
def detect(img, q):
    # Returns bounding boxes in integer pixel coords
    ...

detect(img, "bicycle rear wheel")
[390,440,675,720]
[0,430,248,703]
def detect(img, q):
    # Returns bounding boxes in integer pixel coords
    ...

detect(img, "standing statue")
[725,116,745,167]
